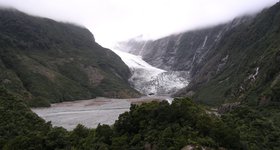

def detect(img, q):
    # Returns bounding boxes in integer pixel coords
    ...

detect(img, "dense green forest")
[1,87,280,149]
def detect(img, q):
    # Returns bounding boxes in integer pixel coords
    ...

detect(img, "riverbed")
[32,96,172,130]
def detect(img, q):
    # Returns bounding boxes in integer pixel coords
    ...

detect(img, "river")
[32,96,172,130]
[32,49,188,130]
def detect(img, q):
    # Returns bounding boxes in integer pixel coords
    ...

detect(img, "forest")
[1,87,280,149]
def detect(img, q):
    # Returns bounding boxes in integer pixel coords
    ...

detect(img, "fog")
[0,0,278,47]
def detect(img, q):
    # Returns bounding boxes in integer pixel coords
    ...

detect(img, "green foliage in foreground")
[0,87,239,149]
[1,87,280,149]
[111,99,241,149]
[222,106,280,150]
[0,87,75,149]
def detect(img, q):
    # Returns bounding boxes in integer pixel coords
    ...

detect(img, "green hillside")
[0,9,139,107]
[1,2,280,150]
[121,2,280,107]
[183,2,280,106]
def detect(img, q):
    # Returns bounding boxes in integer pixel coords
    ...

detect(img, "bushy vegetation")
[111,99,241,149]
[1,2,280,150]
[222,106,280,150]
[0,87,51,148]
[0,87,233,149]
[2,86,280,149]
[222,107,280,150]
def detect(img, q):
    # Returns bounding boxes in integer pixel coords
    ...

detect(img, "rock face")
[117,16,252,72]
[217,102,241,114]
[0,9,139,107]
[119,2,280,106]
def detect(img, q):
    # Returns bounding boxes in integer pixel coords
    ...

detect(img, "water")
[32,96,172,130]
[32,46,189,130]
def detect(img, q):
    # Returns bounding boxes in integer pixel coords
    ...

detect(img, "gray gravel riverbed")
[32,96,172,130]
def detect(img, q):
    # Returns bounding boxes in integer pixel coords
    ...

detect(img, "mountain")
[116,15,253,71]
[119,2,280,106]
[1,4,280,149]
[0,8,139,107]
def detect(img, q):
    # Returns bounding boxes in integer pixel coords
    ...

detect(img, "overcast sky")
[0,0,278,47]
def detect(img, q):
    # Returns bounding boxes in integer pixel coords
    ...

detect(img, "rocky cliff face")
[0,9,139,107]
[117,16,253,73]
[119,2,280,106]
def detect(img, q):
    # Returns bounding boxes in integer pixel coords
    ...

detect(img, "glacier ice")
[112,49,189,96]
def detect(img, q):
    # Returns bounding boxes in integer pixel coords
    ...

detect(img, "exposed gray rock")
[217,102,241,114]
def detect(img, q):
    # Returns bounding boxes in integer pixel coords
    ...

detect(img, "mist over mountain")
[120,2,280,107]
[0,0,278,46]
[1,1,280,150]
[0,8,139,107]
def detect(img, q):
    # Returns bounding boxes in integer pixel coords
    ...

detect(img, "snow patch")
[202,36,208,48]
[248,67,259,80]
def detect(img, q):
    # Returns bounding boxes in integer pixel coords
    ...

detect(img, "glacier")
[112,48,189,96]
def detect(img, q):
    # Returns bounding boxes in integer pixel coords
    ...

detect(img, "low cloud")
[0,0,278,47]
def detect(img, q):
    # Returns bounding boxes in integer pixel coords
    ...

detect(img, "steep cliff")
[119,2,280,106]
[0,9,139,107]
[181,2,280,106]
[117,16,253,72]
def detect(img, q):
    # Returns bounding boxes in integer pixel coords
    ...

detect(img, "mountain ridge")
[0,8,140,107]
[119,2,280,106]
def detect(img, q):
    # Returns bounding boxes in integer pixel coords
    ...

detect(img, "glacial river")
[32,96,172,130]
[32,49,188,130]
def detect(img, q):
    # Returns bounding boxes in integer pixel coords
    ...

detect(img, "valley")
[32,48,183,130]
[1,1,280,149]
[32,96,172,130]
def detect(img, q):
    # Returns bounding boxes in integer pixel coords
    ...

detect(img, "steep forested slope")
[0,9,139,107]
[120,2,280,106]
[0,87,52,149]
[180,2,280,106]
